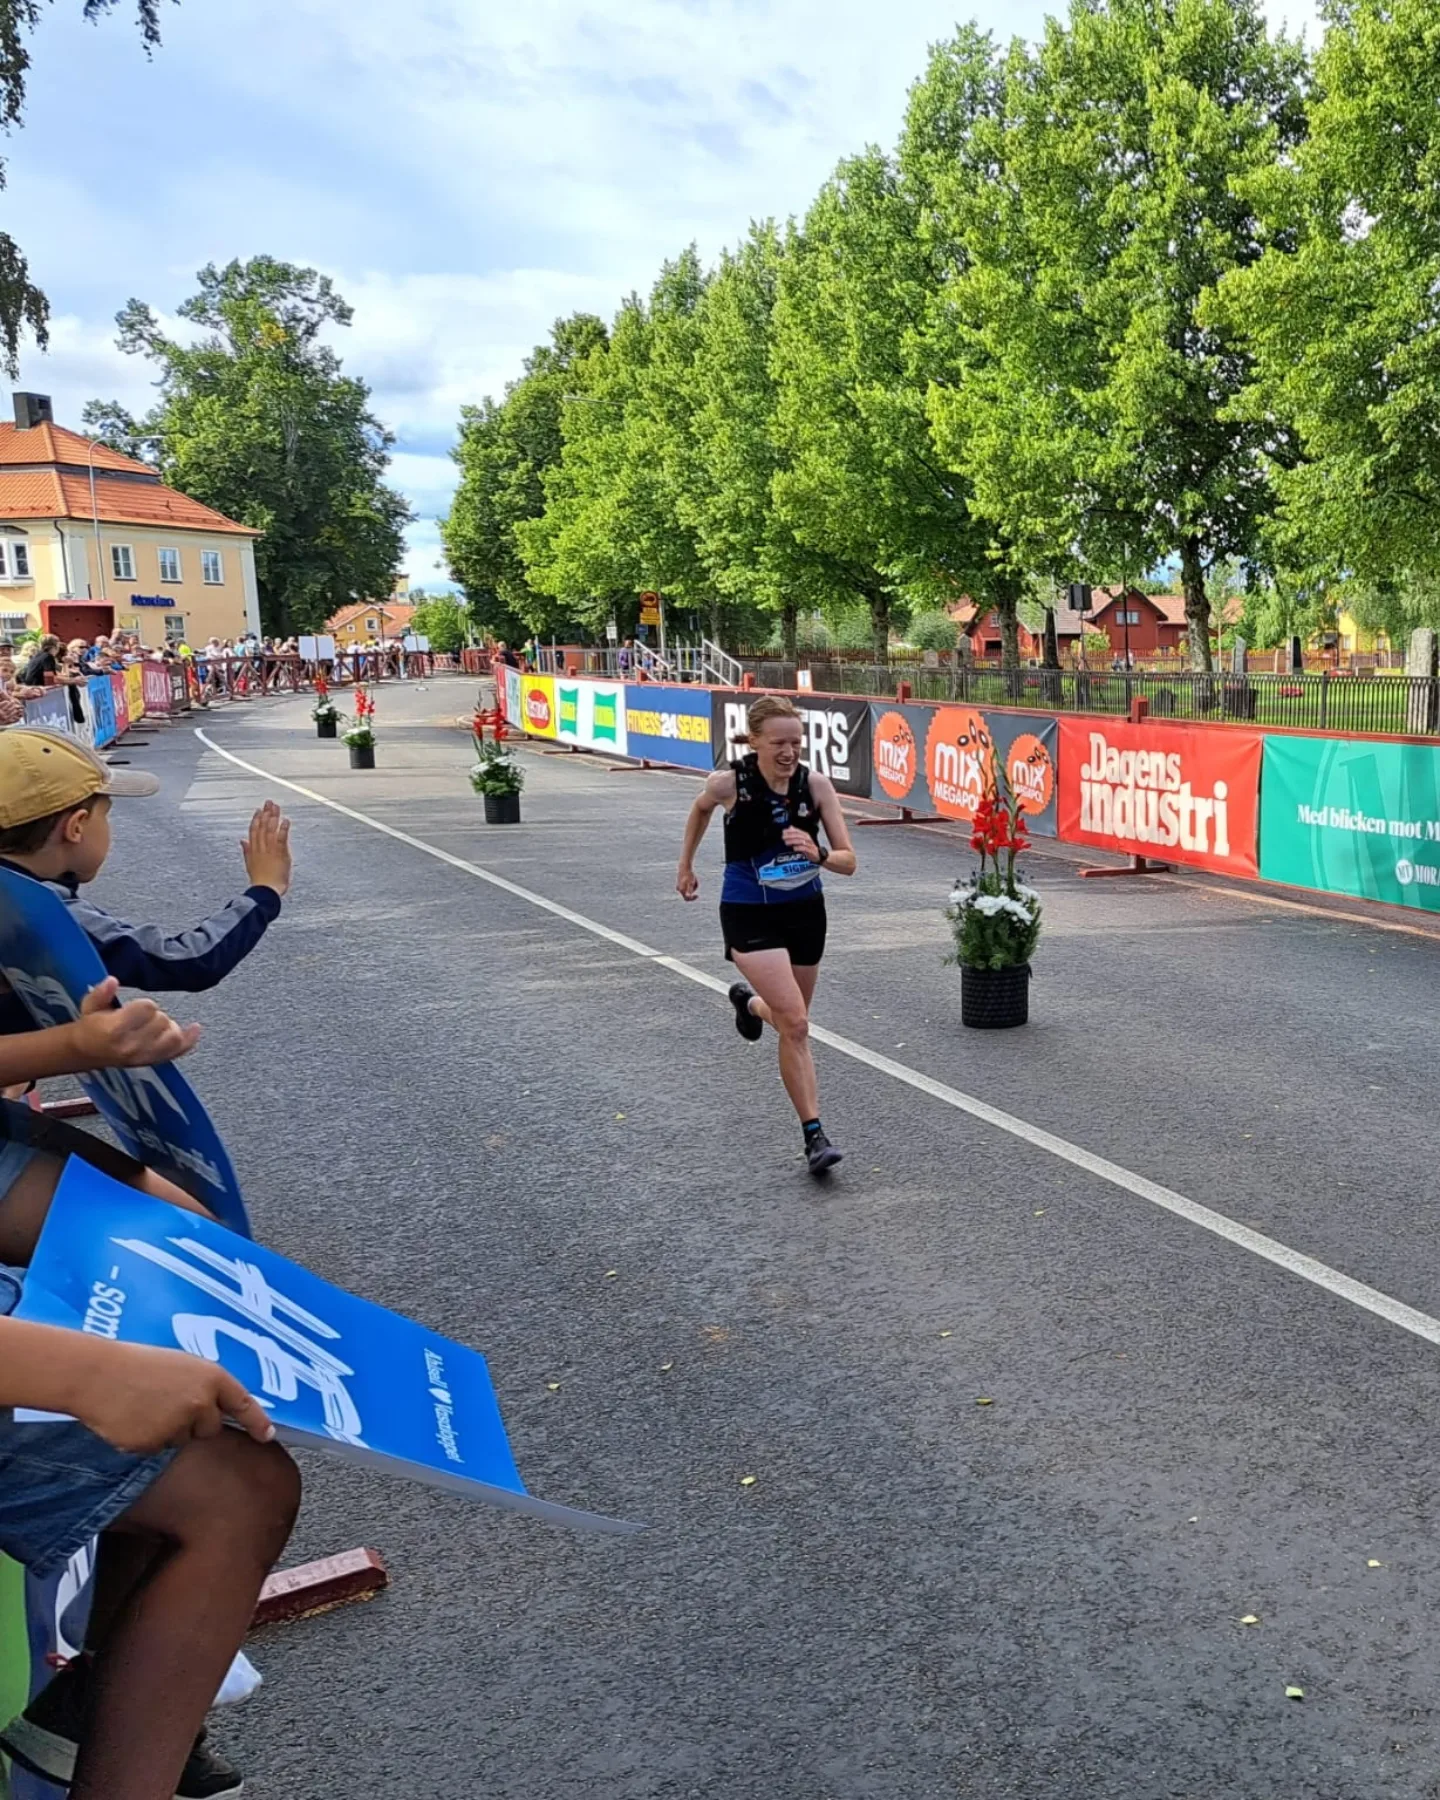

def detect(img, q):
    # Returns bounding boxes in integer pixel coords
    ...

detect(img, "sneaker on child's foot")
[0,1661,242,1797]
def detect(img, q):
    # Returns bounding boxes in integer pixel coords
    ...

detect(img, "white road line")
[197,727,1440,1352]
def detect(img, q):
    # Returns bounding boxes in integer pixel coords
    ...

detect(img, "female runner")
[676,695,857,1174]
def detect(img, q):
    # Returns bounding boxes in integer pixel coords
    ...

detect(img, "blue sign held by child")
[0,867,249,1234]
[17,1162,640,1532]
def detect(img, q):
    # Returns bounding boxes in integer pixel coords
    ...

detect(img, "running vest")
[721,756,823,906]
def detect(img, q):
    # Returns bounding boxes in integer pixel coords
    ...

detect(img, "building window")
[164,614,187,644]
[366,617,378,633]
[8,542,28,578]
[0,611,28,636]
[201,550,224,585]
[158,547,181,582]
[111,544,135,581]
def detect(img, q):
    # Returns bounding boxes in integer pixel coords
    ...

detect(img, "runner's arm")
[676,771,736,901]
[794,773,857,876]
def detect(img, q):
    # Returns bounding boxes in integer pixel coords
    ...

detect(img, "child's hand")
[74,979,201,1067]
[72,1341,276,1453]
[242,800,292,897]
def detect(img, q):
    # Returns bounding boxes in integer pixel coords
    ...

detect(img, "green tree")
[929,0,1307,671]
[772,147,999,662]
[520,251,719,637]
[908,609,960,651]
[1213,0,1440,604]
[87,257,410,635]
[442,312,606,640]
[0,1,166,371]
[409,594,466,654]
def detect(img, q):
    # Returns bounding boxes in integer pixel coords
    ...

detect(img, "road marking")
[197,726,1440,1352]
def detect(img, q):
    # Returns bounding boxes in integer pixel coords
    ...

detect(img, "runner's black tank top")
[722,756,822,904]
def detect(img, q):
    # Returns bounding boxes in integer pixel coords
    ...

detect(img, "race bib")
[757,855,818,890]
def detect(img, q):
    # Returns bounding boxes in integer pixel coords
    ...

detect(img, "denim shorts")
[0,1264,174,1576]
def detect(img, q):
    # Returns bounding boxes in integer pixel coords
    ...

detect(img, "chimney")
[13,392,53,430]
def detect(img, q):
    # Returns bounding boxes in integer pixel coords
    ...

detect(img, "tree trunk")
[1042,608,1061,670]
[995,581,1022,673]
[1181,535,1213,673]
[781,598,798,663]
[867,588,890,665]
[708,596,722,647]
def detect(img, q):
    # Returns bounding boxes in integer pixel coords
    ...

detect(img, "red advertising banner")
[109,671,129,738]
[141,662,173,714]
[1057,719,1262,876]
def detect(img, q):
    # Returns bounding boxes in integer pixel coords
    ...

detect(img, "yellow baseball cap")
[0,729,158,829]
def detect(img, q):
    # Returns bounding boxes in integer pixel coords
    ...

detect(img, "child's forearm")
[0,1019,101,1086]
[0,1317,107,1412]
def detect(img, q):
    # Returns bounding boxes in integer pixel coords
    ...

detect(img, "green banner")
[1259,735,1440,911]
[0,1553,29,1790]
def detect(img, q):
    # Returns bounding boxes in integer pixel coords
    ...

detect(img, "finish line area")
[82,681,1440,1797]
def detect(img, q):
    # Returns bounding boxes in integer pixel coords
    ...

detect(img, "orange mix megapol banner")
[868,704,1058,835]
[1057,718,1262,876]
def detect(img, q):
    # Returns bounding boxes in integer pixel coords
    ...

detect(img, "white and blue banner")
[16,1164,640,1532]
[84,676,117,749]
[19,691,72,736]
[0,868,249,1234]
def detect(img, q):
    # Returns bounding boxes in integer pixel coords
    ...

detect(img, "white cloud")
[5,0,1324,587]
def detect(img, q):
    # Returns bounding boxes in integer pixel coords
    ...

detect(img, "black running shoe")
[1,1661,243,1797]
[728,982,763,1042]
[805,1130,843,1177]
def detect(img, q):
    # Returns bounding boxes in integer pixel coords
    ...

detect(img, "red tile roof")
[0,467,257,535]
[0,420,258,535]
[0,421,152,474]
[325,601,416,633]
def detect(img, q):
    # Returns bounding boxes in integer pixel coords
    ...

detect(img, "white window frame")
[158,547,182,583]
[201,550,224,586]
[164,613,187,644]
[9,542,28,579]
[0,610,29,636]
[111,544,135,581]
[366,616,378,633]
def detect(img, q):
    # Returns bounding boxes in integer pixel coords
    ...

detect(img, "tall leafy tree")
[520,250,718,635]
[930,0,1307,670]
[685,223,846,659]
[1214,0,1440,607]
[87,257,410,636]
[442,312,607,641]
[771,147,997,662]
[0,0,165,372]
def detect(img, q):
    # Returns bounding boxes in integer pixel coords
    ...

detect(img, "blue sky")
[7,0,1319,590]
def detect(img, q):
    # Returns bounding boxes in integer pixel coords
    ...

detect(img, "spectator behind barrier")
[0,731,293,1039]
[0,995,296,1800]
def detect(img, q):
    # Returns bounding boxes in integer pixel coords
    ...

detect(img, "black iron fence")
[740,660,1440,737]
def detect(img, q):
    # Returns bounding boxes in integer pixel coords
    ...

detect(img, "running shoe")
[728,982,763,1042]
[1,1660,244,1797]
[805,1130,843,1177]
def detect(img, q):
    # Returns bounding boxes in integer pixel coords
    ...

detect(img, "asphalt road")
[87,680,1440,1800]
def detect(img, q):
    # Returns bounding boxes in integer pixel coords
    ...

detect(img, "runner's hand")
[75,980,202,1067]
[676,865,700,902]
[71,1341,276,1453]
[242,800,292,897]
[781,828,822,862]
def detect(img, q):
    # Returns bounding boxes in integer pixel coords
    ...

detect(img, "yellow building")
[325,600,416,648]
[1333,609,1391,657]
[0,394,261,648]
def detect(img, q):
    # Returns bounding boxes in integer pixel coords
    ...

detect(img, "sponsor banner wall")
[624,683,713,769]
[124,662,145,723]
[21,689,74,735]
[1058,719,1261,876]
[502,663,523,724]
[868,704,1058,836]
[1259,735,1440,912]
[141,662,173,713]
[710,693,873,797]
[519,673,558,739]
[110,671,129,739]
[85,676,116,748]
[555,679,629,755]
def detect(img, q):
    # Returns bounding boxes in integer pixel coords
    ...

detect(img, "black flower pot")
[316,717,338,738]
[960,962,1030,1029]
[348,744,376,770]
[483,791,521,824]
